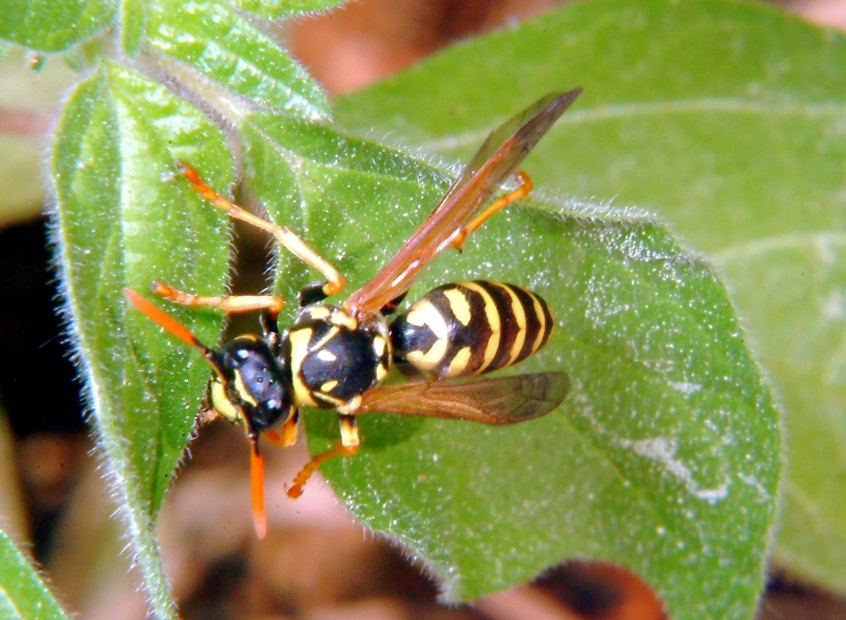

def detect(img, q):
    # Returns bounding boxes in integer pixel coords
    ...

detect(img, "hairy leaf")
[52,61,231,620]
[0,530,68,620]
[143,0,329,119]
[0,0,113,52]
[241,108,778,619]
[338,0,843,607]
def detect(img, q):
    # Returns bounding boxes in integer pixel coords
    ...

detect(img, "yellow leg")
[151,281,285,318]
[263,412,299,448]
[177,162,346,298]
[287,415,359,498]
[449,171,533,252]
[338,414,360,448]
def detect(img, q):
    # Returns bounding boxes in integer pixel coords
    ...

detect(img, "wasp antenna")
[249,438,267,539]
[123,288,209,353]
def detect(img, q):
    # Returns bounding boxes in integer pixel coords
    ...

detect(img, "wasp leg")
[449,171,533,252]
[263,411,300,448]
[287,415,359,498]
[151,281,285,322]
[177,162,346,298]
[298,280,332,307]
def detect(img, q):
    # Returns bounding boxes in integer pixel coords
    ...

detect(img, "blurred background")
[1,1,845,618]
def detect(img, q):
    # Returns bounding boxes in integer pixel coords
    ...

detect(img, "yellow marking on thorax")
[321,380,339,393]
[307,306,331,321]
[317,349,337,362]
[331,309,358,331]
[289,328,318,407]
[373,335,391,383]
[373,335,387,358]
[313,391,344,407]
[311,325,341,353]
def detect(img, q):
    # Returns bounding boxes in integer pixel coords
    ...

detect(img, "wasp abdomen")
[390,281,554,379]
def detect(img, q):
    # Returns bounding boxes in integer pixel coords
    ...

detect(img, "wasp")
[124,88,581,538]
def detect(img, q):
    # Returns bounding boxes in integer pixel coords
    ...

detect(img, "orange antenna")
[123,288,210,353]
[125,287,272,538]
[249,438,267,539]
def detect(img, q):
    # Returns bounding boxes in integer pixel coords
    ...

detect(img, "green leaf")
[234,0,345,20]
[0,530,68,620]
[48,2,791,619]
[51,60,231,619]
[240,107,778,619]
[144,0,329,120]
[719,240,846,591]
[352,0,846,600]
[119,0,146,58]
[338,0,845,604]
[241,114,448,298]
[0,0,114,52]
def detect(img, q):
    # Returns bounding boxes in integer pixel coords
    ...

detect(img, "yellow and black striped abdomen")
[390,280,554,379]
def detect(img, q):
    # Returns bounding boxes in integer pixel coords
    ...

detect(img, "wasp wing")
[440,90,579,209]
[355,371,569,424]
[344,89,582,319]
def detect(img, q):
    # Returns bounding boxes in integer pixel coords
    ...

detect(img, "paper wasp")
[124,88,580,538]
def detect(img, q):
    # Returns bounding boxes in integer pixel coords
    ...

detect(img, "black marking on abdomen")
[390,280,554,379]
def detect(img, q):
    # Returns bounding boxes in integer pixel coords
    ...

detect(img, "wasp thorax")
[285,304,392,411]
[211,335,295,433]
